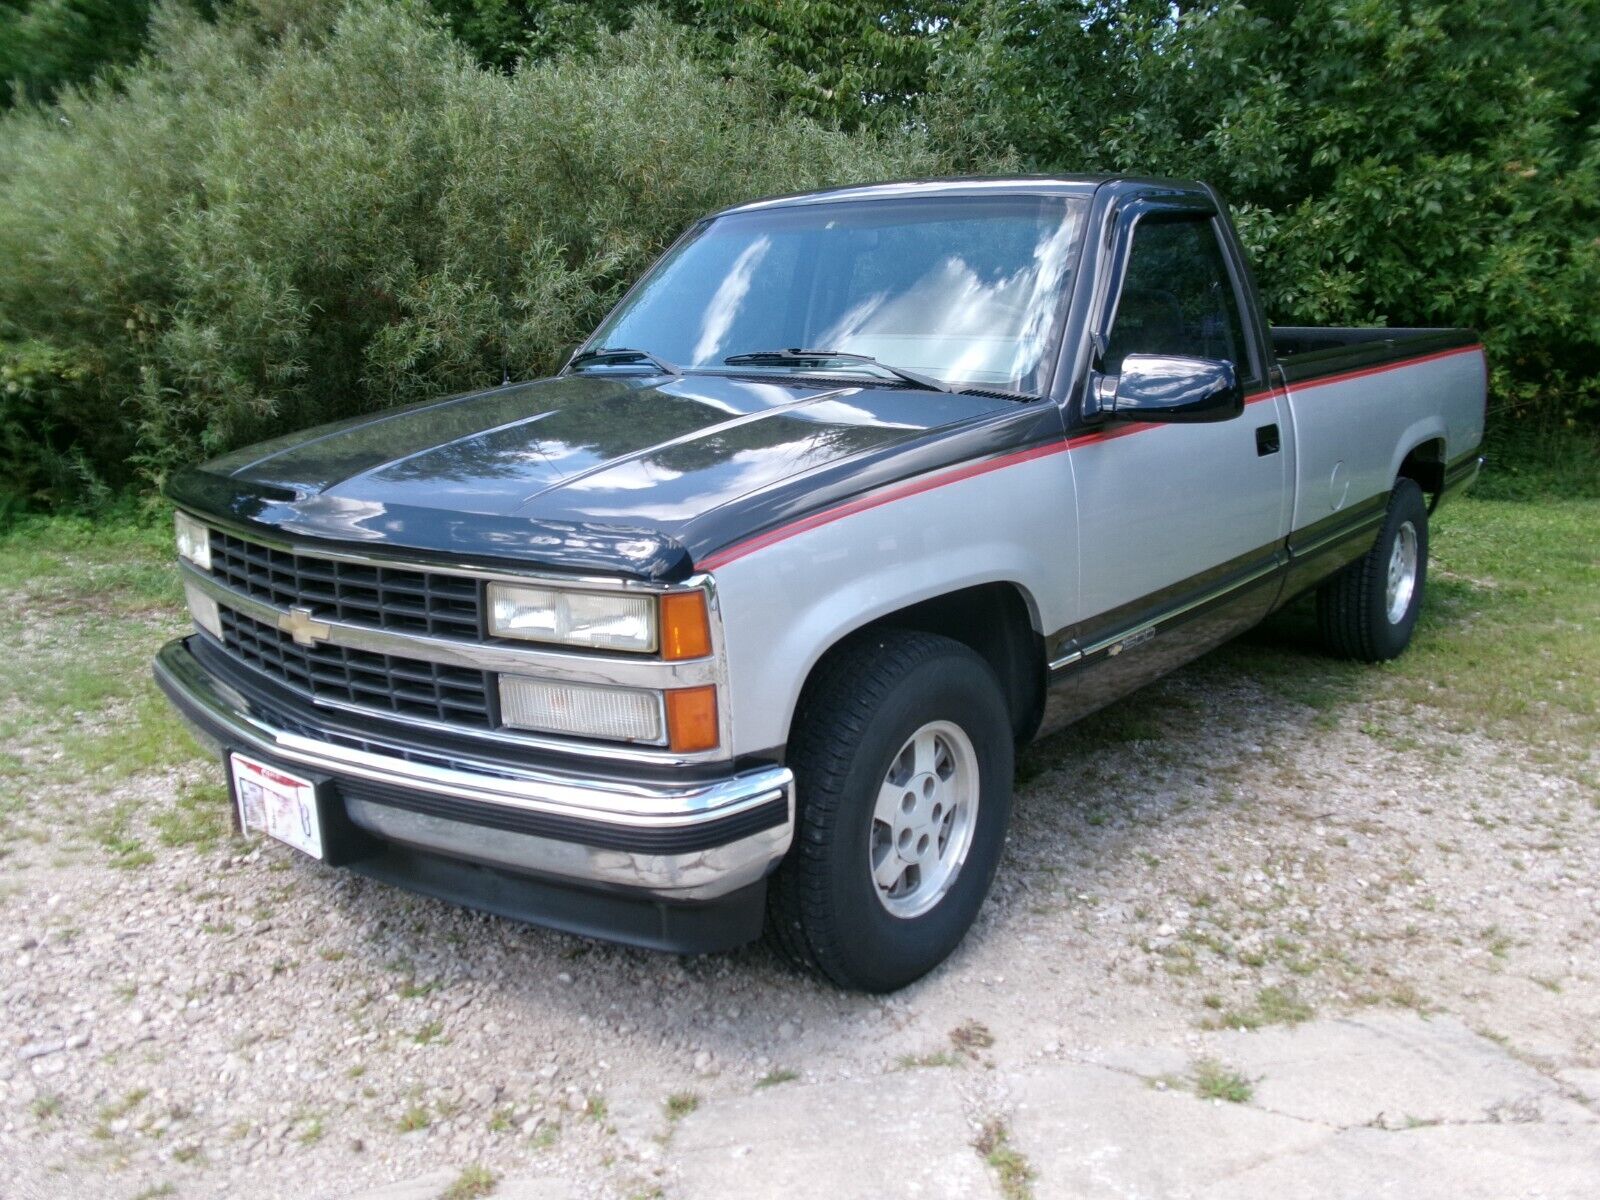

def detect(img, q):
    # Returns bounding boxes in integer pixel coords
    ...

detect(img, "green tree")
[930,0,1600,426]
[0,0,159,106]
[695,0,977,129]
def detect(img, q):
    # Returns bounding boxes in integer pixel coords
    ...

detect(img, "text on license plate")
[230,752,323,860]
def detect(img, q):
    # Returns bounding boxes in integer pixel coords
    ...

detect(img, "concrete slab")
[495,1178,577,1200]
[1006,1016,1600,1200]
[1206,1013,1597,1127]
[341,1171,456,1200]
[671,1072,997,1199]
[342,1170,572,1200]
[1007,1062,1332,1199]
[1223,1122,1600,1200]
[1556,1066,1600,1105]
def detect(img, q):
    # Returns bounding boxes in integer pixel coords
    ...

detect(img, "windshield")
[588,194,1089,394]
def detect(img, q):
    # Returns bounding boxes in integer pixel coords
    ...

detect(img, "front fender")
[709,448,1078,756]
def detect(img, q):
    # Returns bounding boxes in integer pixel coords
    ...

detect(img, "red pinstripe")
[698,343,1483,571]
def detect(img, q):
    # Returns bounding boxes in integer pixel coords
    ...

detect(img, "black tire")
[766,630,1014,992]
[1316,478,1429,662]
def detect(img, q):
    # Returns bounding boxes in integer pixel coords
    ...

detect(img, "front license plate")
[230,752,323,860]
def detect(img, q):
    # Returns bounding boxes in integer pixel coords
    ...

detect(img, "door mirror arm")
[1081,371,1117,422]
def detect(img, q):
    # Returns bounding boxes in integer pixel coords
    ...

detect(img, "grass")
[31,1093,63,1121]
[1203,986,1314,1031]
[439,1165,497,1200]
[895,1050,961,1070]
[411,1020,446,1045]
[664,1092,699,1121]
[152,780,231,851]
[755,1068,799,1089]
[950,1019,996,1057]
[973,1117,1035,1200]
[396,1105,430,1132]
[1192,1059,1254,1104]
[98,1088,150,1123]
[1221,489,1599,768]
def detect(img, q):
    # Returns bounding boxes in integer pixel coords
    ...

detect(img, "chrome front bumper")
[153,638,794,903]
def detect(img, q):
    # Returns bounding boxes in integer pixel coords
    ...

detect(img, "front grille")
[219,607,495,729]
[209,530,481,640]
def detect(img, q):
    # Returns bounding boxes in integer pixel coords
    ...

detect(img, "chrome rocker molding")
[154,638,794,901]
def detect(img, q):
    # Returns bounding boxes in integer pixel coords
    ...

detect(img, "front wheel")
[1316,478,1429,662]
[766,630,1014,992]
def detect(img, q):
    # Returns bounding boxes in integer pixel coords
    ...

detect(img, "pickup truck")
[155,176,1485,991]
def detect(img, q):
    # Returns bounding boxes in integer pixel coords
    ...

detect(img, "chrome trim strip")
[155,639,791,900]
[181,562,720,689]
[156,639,790,828]
[341,800,790,900]
[1047,647,1083,672]
[1289,512,1383,560]
[188,623,731,766]
[1054,557,1284,673]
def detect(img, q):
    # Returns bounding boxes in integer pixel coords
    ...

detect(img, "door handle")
[1255,424,1280,456]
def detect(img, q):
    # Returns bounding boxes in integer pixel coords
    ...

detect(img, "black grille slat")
[218,607,495,730]
[208,531,483,640]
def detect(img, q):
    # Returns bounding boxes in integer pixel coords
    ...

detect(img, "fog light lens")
[488,583,656,652]
[498,676,664,743]
[174,511,211,570]
[183,581,223,639]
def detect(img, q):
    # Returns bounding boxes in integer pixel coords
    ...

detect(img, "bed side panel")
[1284,345,1485,534]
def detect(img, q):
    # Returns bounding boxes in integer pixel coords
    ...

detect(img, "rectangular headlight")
[174,511,211,570]
[499,676,664,743]
[487,583,656,653]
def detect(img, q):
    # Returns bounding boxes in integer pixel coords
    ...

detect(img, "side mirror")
[1085,354,1243,423]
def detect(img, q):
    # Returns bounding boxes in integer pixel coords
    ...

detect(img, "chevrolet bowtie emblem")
[278,606,332,647]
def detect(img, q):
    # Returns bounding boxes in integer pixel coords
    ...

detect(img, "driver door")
[1063,208,1290,697]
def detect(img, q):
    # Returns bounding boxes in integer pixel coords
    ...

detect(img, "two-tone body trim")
[1047,545,1286,675]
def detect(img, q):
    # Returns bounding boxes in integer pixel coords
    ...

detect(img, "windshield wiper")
[569,346,679,376]
[723,349,951,394]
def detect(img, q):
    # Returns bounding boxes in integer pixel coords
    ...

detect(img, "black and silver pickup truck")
[156,176,1485,991]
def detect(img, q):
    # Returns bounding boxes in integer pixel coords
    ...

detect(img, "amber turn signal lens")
[659,591,712,660]
[666,686,718,753]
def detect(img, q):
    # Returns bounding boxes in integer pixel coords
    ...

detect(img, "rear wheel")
[767,630,1014,992]
[1316,478,1429,662]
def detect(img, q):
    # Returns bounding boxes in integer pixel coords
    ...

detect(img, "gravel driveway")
[4,554,1598,1198]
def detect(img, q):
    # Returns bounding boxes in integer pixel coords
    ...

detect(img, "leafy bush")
[1,0,1595,512]
[0,0,949,507]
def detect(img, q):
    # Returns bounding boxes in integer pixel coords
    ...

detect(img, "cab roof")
[710,175,1205,219]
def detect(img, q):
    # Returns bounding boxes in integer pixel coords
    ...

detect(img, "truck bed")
[1271,326,1479,385]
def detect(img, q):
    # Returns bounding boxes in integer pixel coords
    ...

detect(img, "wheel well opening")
[1398,438,1447,497]
[849,583,1045,744]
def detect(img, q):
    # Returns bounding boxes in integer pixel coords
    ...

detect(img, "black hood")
[169,371,1041,579]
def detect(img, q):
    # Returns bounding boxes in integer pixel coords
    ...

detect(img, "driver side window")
[1104,216,1248,376]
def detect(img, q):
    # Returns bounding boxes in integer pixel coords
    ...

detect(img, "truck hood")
[170,372,1022,579]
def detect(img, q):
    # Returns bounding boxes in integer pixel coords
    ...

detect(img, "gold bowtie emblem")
[278,606,331,647]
